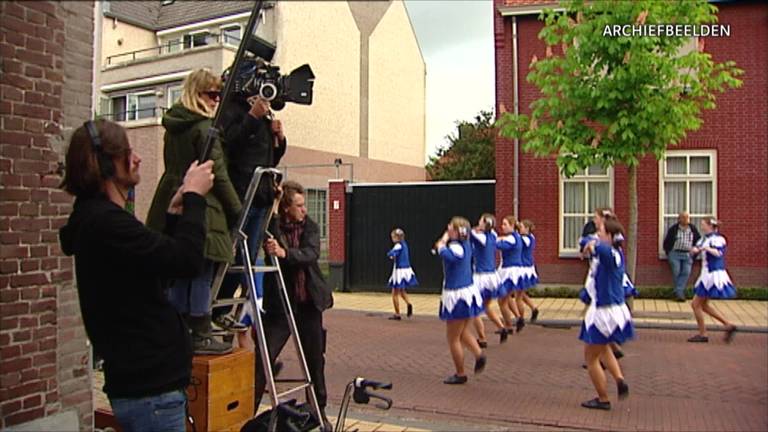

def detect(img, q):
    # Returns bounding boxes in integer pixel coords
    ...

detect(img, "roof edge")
[498,3,561,17]
[103,11,157,31]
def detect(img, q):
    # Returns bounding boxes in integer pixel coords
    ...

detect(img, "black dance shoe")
[531,308,540,323]
[617,379,629,400]
[687,334,709,343]
[443,374,468,385]
[724,325,737,344]
[515,317,525,333]
[581,398,611,410]
[474,355,487,374]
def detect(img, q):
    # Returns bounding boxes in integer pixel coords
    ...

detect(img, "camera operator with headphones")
[59,119,214,431]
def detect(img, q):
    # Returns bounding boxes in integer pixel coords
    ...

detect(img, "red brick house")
[493,0,767,287]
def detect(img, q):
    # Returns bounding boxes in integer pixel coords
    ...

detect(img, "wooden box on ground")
[187,348,255,432]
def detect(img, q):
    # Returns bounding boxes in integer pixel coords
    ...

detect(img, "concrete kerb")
[536,319,768,333]
[345,310,768,333]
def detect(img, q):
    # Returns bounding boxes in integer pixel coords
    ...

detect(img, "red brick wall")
[328,180,347,264]
[495,3,768,287]
[1,1,94,429]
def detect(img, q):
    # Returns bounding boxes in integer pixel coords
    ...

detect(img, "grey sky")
[404,0,495,162]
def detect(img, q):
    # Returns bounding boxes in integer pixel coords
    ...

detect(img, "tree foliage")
[427,110,495,180]
[495,0,742,280]
[496,0,743,176]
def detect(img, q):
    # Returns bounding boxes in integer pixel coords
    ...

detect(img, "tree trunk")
[627,164,639,283]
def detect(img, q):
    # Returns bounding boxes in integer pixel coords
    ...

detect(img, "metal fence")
[346,180,495,293]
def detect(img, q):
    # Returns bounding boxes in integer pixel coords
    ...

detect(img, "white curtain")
[564,182,584,214]
[664,181,686,215]
[564,217,585,249]
[690,156,710,175]
[666,157,687,175]
[588,182,610,212]
[690,181,712,215]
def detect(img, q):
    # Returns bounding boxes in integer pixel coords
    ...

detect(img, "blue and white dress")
[470,230,502,301]
[496,232,527,293]
[387,240,418,289]
[693,233,736,299]
[520,234,539,289]
[579,242,634,345]
[578,234,637,303]
[438,239,484,321]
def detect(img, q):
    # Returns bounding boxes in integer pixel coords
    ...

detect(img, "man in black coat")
[256,180,334,427]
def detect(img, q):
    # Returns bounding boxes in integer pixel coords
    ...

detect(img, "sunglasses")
[201,91,221,100]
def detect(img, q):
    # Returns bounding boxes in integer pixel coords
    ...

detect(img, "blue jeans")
[217,207,267,313]
[168,260,215,317]
[110,390,187,432]
[668,250,693,299]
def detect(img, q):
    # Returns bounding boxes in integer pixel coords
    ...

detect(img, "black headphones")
[84,120,115,179]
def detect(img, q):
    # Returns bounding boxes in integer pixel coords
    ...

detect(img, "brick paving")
[301,309,768,431]
[94,296,768,431]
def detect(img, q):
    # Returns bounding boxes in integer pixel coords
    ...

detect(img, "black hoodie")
[59,192,206,398]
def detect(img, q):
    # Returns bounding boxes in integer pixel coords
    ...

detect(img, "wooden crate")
[187,348,255,432]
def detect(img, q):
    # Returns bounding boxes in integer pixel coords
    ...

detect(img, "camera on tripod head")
[224,35,315,111]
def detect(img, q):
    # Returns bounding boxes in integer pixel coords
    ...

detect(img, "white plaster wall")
[271,1,361,157]
[368,0,426,167]
[100,18,156,67]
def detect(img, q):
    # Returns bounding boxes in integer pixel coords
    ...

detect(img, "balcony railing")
[105,34,240,66]
[97,107,168,122]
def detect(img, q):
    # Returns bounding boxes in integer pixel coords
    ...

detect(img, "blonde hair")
[181,69,221,118]
[449,217,471,240]
[391,228,405,241]
[503,215,518,231]
[521,219,535,233]
[479,213,496,233]
[702,216,721,230]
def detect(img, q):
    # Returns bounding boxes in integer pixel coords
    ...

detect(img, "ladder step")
[212,298,249,307]
[227,265,280,273]
[275,383,311,399]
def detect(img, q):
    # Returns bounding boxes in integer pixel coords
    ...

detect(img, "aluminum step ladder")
[209,166,326,431]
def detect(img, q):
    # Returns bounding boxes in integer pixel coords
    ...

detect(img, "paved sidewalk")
[333,291,768,331]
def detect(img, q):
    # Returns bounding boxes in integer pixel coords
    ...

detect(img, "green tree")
[496,0,742,280]
[427,110,495,180]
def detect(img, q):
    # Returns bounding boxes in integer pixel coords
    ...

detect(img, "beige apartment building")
[96,0,427,235]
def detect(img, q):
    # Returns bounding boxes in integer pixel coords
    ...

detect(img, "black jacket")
[59,193,207,398]
[663,223,701,254]
[221,101,287,206]
[263,216,333,314]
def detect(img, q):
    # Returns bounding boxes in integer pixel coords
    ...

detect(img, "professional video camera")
[224,35,315,111]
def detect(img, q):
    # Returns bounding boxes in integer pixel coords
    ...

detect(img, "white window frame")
[126,91,157,121]
[167,85,182,108]
[219,23,243,47]
[305,188,328,239]
[658,149,717,257]
[184,30,211,49]
[164,36,183,54]
[558,165,614,256]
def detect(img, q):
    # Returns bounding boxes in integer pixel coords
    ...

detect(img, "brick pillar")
[0,1,93,430]
[328,180,347,292]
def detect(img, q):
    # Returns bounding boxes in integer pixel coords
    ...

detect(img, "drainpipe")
[93,1,103,117]
[512,16,520,218]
